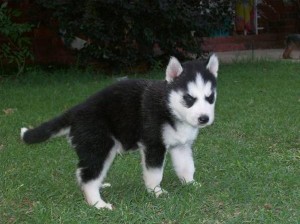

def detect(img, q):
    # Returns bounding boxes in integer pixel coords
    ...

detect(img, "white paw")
[20,127,28,139]
[187,180,202,188]
[101,183,111,189]
[94,201,113,210]
[148,186,168,198]
[155,188,168,198]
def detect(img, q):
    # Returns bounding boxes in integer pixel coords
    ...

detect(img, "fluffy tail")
[21,112,70,144]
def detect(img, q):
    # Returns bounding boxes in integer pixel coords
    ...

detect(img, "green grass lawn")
[1,61,299,223]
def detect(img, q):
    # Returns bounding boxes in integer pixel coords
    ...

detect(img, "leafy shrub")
[35,0,202,69]
[199,0,236,37]
[35,0,235,69]
[0,2,33,75]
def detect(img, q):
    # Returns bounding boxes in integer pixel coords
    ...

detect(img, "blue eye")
[205,92,215,104]
[183,94,196,108]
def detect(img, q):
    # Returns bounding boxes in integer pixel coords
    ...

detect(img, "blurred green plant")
[35,0,206,69]
[0,2,33,75]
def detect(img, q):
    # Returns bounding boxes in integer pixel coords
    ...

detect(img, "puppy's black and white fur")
[21,55,219,209]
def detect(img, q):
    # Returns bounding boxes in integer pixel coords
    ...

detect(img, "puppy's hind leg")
[78,175,113,210]
[75,136,118,210]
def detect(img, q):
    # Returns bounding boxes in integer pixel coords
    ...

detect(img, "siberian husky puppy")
[21,54,219,210]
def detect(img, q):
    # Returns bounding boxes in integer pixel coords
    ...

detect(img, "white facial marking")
[168,73,216,127]
[186,75,215,126]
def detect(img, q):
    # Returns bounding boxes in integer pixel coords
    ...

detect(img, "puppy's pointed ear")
[206,54,219,77]
[166,57,183,82]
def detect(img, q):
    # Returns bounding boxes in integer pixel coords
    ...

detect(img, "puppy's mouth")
[198,120,214,128]
[198,123,208,128]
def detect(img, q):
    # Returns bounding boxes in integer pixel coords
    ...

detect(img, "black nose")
[198,115,209,124]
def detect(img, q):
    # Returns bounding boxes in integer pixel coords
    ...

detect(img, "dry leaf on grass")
[3,108,16,115]
[264,203,272,210]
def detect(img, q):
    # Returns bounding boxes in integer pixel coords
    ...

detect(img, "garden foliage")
[35,0,235,68]
[0,2,33,75]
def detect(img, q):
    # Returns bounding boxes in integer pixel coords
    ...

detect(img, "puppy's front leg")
[170,144,196,184]
[140,147,167,197]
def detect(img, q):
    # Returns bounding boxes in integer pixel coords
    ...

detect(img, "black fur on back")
[23,79,172,149]
[69,79,171,152]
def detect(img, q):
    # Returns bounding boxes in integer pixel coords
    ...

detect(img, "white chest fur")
[162,122,199,149]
